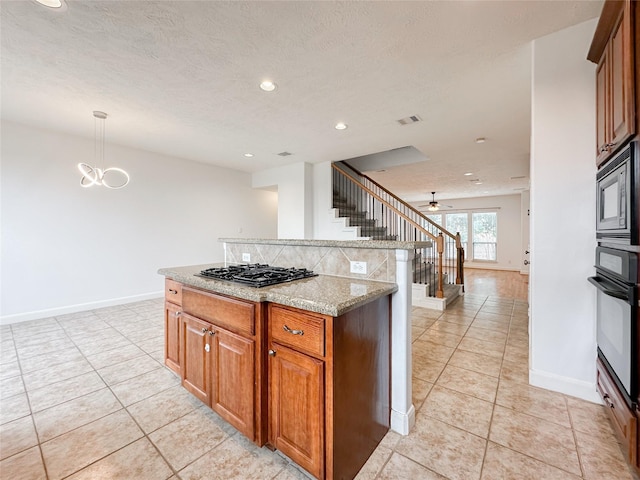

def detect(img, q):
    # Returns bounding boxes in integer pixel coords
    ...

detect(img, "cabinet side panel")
[332,295,391,480]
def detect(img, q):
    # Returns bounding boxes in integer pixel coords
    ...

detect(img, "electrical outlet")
[242,253,251,262]
[350,261,367,275]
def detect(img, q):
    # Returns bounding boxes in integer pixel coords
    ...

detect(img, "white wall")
[312,161,331,239]
[424,194,523,272]
[252,162,313,239]
[530,19,599,402]
[0,121,277,323]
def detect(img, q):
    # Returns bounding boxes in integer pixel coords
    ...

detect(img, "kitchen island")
[159,263,397,480]
[158,263,397,317]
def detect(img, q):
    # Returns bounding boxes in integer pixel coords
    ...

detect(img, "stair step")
[347,218,377,227]
[334,201,357,209]
[368,235,398,241]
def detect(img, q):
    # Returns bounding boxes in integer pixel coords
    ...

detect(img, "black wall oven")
[589,246,639,408]
[596,141,639,246]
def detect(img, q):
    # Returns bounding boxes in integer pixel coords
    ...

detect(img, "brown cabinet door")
[596,359,638,467]
[210,328,255,440]
[596,52,610,163]
[164,301,181,374]
[181,314,211,405]
[269,343,324,479]
[609,10,635,148]
[594,1,636,167]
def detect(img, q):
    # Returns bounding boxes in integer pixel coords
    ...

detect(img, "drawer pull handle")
[603,393,614,409]
[168,289,178,295]
[283,325,304,336]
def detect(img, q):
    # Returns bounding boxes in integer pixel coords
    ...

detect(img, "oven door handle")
[588,276,631,301]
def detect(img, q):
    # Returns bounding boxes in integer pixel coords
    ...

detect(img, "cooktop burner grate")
[196,264,318,288]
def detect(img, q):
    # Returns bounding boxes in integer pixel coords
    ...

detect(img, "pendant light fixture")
[78,111,130,189]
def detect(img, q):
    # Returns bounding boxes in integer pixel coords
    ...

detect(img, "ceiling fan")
[418,192,452,211]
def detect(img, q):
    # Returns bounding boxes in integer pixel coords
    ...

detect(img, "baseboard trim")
[0,291,164,326]
[390,404,416,435]
[529,368,602,404]
[464,265,522,272]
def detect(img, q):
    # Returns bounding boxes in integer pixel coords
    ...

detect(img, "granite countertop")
[219,238,433,249]
[158,264,398,317]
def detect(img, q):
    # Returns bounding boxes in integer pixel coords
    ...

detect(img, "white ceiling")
[1,0,602,202]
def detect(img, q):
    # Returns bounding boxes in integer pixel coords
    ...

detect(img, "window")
[426,214,442,225]
[434,210,498,262]
[472,212,497,261]
[446,213,468,258]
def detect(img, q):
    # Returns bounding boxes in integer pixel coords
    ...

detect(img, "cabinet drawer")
[270,305,325,357]
[596,358,638,466]
[182,287,255,336]
[165,279,183,305]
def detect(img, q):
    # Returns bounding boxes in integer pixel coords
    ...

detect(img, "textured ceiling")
[1,0,602,202]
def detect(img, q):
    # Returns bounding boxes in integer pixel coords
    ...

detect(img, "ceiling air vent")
[277,151,293,156]
[397,115,422,126]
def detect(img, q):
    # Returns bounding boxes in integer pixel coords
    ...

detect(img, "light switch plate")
[350,261,367,275]
[242,253,251,262]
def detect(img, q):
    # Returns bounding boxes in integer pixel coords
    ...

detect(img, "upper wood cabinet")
[589,0,637,167]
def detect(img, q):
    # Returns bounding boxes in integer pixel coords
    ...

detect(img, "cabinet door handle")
[168,289,178,295]
[209,330,216,336]
[201,327,208,334]
[283,325,304,336]
[524,260,530,265]
[174,311,181,317]
[205,344,210,353]
[600,142,616,153]
[268,349,276,357]
[603,393,614,409]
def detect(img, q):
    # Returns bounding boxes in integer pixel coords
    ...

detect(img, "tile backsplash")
[225,243,397,283]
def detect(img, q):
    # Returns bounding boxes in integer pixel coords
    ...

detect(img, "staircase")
[332,190,398,240]
[332,161,464,305]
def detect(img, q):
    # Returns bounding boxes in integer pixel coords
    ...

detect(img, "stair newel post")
[455,232,463,285]
[436,233,444,298]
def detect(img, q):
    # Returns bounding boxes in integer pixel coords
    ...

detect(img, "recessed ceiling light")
[464,172,473,176]
[34,0,66,8]
[475,137,486,144]
[474,181,483,185]
[244,153,254,158]
[259,81,277,92]
[335,122,348,130]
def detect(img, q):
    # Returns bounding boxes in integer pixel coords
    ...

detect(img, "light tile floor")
[0,294,638,479]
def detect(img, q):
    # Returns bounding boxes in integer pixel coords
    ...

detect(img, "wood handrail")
[331,164,438,243]
[336,161,459,241]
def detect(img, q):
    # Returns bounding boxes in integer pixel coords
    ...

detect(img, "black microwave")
[596,141,639,246]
